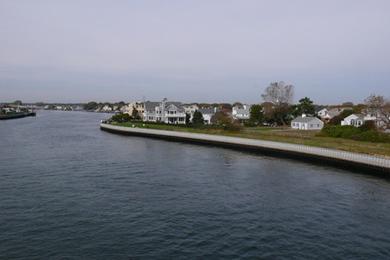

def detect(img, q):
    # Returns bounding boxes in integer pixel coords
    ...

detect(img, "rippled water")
[1,111,390,259]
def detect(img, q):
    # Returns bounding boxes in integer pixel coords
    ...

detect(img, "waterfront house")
[340,113,378,127]
[101,105,112,112]
[317,108,329,119]
[143,101,160,122]
[219,103,233,114]
[122,101,145,117]
[361,107,390,130]
[120,104,131,114]
[341,114,365,127]
[183,104,199,116]
[232,104,251,121]
[143,99,186,124]
[291,115,324,130]
[197,108,216,124]
[317,107,344,121]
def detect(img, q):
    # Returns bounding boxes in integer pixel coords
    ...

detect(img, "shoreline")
[100,123,390,176]
[0,112,36,120]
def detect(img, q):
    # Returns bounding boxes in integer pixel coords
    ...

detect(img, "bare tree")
[261,81,294,125]
[261,81,294,105]
[365,94,390,129]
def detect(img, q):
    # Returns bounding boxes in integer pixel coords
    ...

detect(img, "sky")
[0,0,389,104]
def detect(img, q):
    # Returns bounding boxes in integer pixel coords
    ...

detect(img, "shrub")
[359,120,377,131]
[111,113,132,123]
[211,111,242,131]
[356,130,390,142]
[192,111,204,126]
[319,125,389,143]
[224,120,242,131]
[328,109,353,125]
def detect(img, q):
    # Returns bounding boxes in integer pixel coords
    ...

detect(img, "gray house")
[143,99,186,124]
[197,108,217,124]
[291,115,324,130]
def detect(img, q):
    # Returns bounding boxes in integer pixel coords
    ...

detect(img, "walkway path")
[100,123,390,173]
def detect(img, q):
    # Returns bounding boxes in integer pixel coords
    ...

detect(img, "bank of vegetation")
[319,122,390,143]
[107,121,390,158]
[105,81,389,157]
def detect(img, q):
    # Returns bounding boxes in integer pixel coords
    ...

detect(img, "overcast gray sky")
[0,0,389,104]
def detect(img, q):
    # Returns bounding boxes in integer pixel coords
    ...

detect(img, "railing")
[100,124,390,170]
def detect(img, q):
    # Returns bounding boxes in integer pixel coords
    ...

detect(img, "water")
[0,111,389,259]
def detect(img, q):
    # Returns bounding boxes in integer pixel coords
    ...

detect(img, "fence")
[101,123,390,172]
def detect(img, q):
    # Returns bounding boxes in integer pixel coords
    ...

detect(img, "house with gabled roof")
[197,108,217,124]
[291,115,324,130]
[143,99,186,124]
[340,113,375,127]
[232,104,251,121]
[317,107,346,121]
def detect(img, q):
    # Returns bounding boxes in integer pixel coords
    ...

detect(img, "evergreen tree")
[249,105,264,126]
[192,111,204,126]
[185,113,191,125]
[294,97,315,116]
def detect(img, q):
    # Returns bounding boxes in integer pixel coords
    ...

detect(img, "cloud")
[0,0,389,103]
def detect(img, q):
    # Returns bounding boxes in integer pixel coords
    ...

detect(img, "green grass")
[112,122,390,158]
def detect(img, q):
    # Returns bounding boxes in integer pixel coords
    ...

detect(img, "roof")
[166,102,185,112]
[198,108,215,115]
[292,116,322,123]
[144,101,160,112]
[327,110,341,117]
[234,108,250,114]
[145,101,185,113]
[182,104,199,108]
[344,114,364,120]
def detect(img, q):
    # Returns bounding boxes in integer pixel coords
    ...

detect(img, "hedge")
[319,125,390,143]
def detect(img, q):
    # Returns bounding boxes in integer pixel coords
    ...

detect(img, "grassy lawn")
[112,122,390,158]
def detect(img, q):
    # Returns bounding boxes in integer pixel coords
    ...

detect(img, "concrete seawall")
[100,123,390,175]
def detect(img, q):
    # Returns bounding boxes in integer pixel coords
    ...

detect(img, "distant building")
[291,115,324,130]
[317,107,345,121]
[197,108,217,124]
[122,101,145,116]
[219,103,233,114]
[317,108,329,119]
[232,104,251,121]
[341,114,375,127]
[183,104,199,116]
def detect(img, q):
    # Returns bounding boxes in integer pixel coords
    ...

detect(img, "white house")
[232,104,251,121]
[101,105,112,112]
[317,108,329,119]
[183,104,199,116]
[291,115,324,130]
[317,107,345,121]
[341,114,370,127]
[197,108,217,124]
[143,99,186,124]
